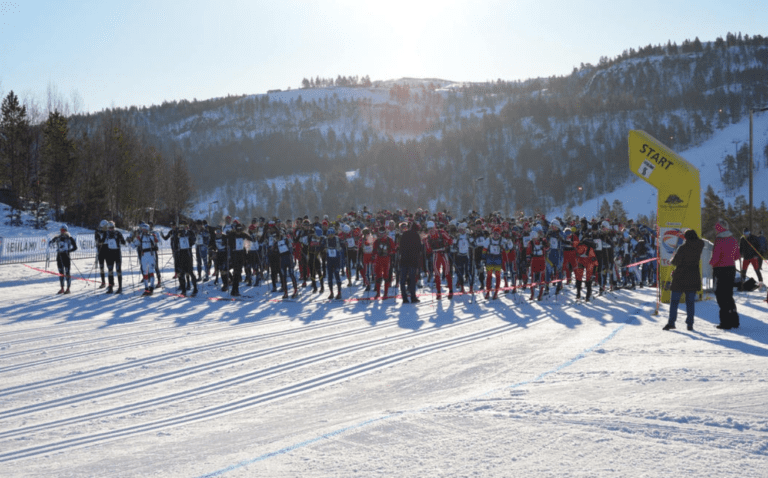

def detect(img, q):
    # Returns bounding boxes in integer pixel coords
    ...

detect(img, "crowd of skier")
[49,208,670,303]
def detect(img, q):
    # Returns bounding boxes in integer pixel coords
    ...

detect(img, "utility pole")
[749,107,768,233]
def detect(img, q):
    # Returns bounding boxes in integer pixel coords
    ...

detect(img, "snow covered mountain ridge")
[56,33,768,224]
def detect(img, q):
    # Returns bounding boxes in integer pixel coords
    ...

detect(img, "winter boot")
[106,286,113,294]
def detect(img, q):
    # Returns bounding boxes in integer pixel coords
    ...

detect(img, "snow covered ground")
[2,255,768,477]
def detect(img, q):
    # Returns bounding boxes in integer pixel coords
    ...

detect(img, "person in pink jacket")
[710,220,741,329]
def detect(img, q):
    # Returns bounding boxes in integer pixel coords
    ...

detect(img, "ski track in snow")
[1,259,768,477]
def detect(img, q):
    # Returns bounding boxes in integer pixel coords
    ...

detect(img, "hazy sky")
[1,0,765,115]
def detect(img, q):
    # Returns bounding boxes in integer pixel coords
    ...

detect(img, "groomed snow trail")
[1,260,767,477]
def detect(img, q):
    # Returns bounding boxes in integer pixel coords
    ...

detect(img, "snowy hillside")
[190,111,768,227]
[2,246,768,476]
[567,111,768,222]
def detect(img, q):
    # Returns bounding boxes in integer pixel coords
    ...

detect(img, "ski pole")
[45,242,51,271]
[70,255,87,291]
[129,252,136,294]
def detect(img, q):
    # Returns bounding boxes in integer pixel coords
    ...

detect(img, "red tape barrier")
[23,264,102,284]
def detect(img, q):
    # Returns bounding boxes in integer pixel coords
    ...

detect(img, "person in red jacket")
[574,235,597,302]
[710,220,741,329]
[527,230,549,301]
[427,221,454,300]
[372,226,396,299]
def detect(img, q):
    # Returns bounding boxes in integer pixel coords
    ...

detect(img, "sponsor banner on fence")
[0,234,172,265]
[0,235,50,260]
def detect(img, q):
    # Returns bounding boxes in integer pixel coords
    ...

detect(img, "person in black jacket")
[664,229,705,331]
[50,225,78,294]
[398,222,423,303]
[103,221,126,294]
[740,228,764,287]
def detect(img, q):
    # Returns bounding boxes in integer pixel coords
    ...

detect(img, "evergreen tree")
[165,153,194,222]
[599,198,612,219]
[611,199,628,223]
[0,91,31,221]
[702,185,725,240]
[42,111,77,220]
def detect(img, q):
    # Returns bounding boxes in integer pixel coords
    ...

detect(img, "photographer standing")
[663,229,704,331]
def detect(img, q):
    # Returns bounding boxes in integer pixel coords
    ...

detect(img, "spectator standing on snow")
[398,221,423,303]
[663,229,704,331]
[710,220,741,329]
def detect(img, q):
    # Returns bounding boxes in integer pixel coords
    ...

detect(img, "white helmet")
[427,221,435,229]
[550,220,560,229]
[341,224,351,234]
[602,220,610,229]
[99,219,109,229]
[530,230,539,239]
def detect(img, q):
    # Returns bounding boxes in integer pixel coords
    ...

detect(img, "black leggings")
[713,266,737,317]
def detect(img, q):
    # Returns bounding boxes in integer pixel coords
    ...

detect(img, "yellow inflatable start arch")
[628,130,701,304]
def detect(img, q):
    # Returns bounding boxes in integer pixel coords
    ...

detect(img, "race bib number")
[458,239,469,255]
[364,244,373,254]
[107,238,118,249]
[594,239,602,250]
[179,237,190,250]
[196,235,203,245]
[489,244,500,255]
[278,241,289,254]
[327,248,337,258]
[549,238,558,249]
[236,238,245,251]
[347,238,356,248]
